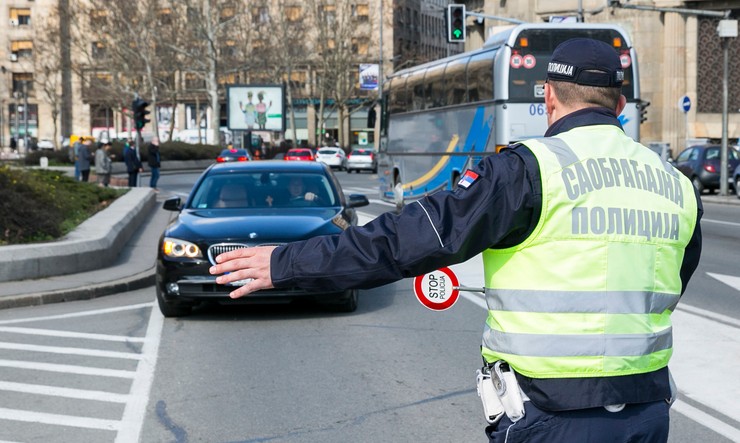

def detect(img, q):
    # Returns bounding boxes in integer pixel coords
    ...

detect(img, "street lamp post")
[22,80,29,152]
[718,19,737,197]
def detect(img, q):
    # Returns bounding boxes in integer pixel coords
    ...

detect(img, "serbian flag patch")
[457,170,479,189]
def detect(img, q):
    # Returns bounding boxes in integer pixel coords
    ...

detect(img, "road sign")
[679,95,691,113]
[413,267,460,311]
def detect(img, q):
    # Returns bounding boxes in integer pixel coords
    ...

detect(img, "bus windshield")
[508,29,636,102]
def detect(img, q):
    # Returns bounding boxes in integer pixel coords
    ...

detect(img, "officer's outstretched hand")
[210,246,277,299]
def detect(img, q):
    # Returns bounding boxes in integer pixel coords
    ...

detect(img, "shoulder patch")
[457,170,480,189]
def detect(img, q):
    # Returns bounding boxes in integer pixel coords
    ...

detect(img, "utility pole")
[23,80,28,152]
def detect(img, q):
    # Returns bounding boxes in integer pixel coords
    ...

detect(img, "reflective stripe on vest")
[481,126,698,379]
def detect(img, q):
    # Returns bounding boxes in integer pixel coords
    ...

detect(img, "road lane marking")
[702,218,740,227]
[0,326,145,342]
[0,302,154,326]
[0,359,136,378]
[0,407,120,431]
[115,303,164,443]
[0,342,142,360]
[707,272,740,293]
[0,380,129,403]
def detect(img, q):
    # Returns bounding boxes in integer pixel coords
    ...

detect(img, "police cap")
[546,38,624,88]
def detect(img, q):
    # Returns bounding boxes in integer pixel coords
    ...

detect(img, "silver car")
[316,147,348,171]
[346,148,377,174]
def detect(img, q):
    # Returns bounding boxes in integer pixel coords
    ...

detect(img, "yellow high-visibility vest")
[482,125,698,379]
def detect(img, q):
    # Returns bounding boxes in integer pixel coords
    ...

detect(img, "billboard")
[359,64,379,91]
[227,84,285,131]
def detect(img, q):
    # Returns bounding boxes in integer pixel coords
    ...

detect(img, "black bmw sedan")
[156,160,369,317]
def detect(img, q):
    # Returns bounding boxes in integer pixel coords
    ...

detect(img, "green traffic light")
[453,29,462,39]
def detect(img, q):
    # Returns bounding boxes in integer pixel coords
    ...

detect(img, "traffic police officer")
[210,38,703,442]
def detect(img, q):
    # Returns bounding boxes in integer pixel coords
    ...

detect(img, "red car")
[284,148,315,162]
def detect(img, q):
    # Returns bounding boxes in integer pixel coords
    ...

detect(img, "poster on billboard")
[227,84,285,131]
[359,64,379,91]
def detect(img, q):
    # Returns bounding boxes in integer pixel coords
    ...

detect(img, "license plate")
[227,278,253,287]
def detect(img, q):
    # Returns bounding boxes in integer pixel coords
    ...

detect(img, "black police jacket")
[271,107,703,411]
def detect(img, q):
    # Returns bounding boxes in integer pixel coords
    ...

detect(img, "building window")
[10,40,33,60]
[353,4,369,22]
[158,8,173,25]
[697,17,740,114]
[10,8,31,26]
[321,5,336,24]
[220,3,235,23]
[90,9,107,27]
[351,38,369,56]
[253,6,269,24]
[285,5,302,23]
[12,73,34,94]
[184,73,205,91]
[92,42,106,59]
[220,40,237,58]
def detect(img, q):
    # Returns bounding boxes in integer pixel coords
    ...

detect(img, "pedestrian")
[9,136,16,151]
[147,137,161,191]
[95,141,114,187]
[78,138,93,182]
[72,139,82,181]
[124,138,143,187]
[209,39,703,442]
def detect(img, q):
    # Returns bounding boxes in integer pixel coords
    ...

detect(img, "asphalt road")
[0,169,738,442]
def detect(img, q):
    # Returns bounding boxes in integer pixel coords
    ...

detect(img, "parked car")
[316,147,348,170]
[156,160,370,317]
[674,144,740,194]
[216,148,251,163]
[284,148,316,161]
[346,148,377,173]
[37,139,55,150]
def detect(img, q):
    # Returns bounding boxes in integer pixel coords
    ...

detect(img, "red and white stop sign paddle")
[413,267,460,311]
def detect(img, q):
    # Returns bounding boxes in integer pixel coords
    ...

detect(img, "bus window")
[389,76,408,114]
[445,57,468,105]
[408,68,426,111]
[467,51,494,102]
[424,64,446,109]
[509,29,635,101]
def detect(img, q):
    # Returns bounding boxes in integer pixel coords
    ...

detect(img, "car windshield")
[289,150,311,157]
[189,171,338,209]
[318,148,338,155]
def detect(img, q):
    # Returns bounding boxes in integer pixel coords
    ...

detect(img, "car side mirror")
[347,194,369,208]
[163,197,182,211]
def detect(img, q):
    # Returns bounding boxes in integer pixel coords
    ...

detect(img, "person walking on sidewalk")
[210,38,703,442]
[147,137,161,191]
[78,138,93,182]
[95,141,114,187]
[124,139,143,187]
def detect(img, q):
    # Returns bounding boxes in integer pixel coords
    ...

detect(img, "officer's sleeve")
[680,188,703,295]
[270,147,541,293]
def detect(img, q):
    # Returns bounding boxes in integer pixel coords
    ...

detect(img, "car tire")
[736,177,740,199]
[156,286,192,317]
[325,289,358,313]
[691,176,704,195]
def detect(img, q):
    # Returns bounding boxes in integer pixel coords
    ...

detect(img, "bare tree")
[34,12,64,149]
[308,0,375,147]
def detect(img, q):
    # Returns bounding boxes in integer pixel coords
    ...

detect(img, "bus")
[377,23,642,207]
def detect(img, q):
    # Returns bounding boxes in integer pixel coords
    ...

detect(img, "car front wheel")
[156,286,193,317]
[324,289,358,313]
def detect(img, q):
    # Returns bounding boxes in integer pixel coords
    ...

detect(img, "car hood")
[166,207,345,244]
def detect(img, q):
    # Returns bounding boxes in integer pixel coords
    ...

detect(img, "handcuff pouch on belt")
[476,360,525,424]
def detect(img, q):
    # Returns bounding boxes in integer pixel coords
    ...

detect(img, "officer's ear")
[615,95,627,117]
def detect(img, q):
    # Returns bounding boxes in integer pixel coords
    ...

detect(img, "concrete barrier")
[0,188,156,282]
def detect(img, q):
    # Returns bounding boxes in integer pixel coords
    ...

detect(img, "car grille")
[207,242,286,266]
[207,243,249,266]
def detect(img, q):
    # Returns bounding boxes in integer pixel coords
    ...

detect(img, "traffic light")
[132,98,151,131]
[447,4,466,43]
[638,100,650,124]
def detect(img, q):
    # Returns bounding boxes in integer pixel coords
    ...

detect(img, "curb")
[0,268,156,310]
[0,188,156,282]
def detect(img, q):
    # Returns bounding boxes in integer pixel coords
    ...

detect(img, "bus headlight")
[163,237,202,258]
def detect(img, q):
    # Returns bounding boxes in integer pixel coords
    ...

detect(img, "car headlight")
[163,237,202,258]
